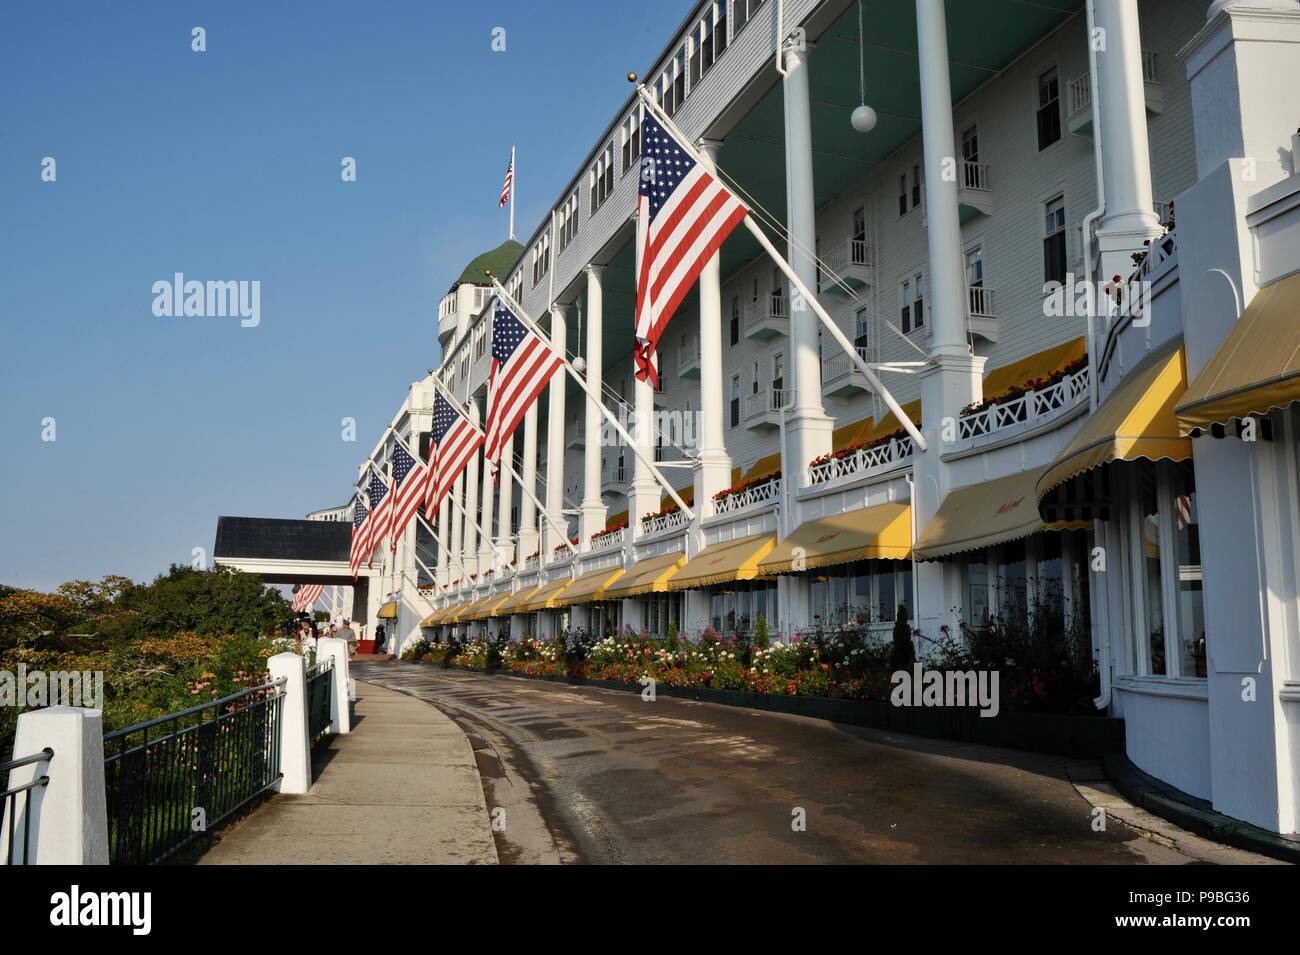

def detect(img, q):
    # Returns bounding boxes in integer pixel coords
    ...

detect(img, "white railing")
[1142,49,1159,83]
[742,294,789,335]
[679,333,700,371]
[806,437,914,487]
[524,553,539,570]
[960,160,990,192]
[590,526,626,550]
[640,508,690,535]
[552,543,575,560]
[968,285,995,317]
[822,346,871,386]
[713,478,782,516]
[1132,229,1177,284]
[957,365,1091,442]
[1154,200,1174,227]
[742,387,790,423]
[823,236,873,274]
[1068,72,1091,115]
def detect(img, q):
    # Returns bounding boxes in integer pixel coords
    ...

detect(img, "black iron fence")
[104,678,286,865]
[306,659,334,745]
[1,748,53,865]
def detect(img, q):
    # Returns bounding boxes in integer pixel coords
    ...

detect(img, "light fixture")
[851,0,877,134]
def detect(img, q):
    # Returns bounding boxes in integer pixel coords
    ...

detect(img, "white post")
[435,495,451,588]
[545,304,570,558]
[316,638,352,735]
[581,264,608,545]
[518,402,541,564]
[693,140,733,510]
[268,653,311,795]
[1093,0,1163,281]
[449,469,465,587]
[462,399,482,578]
[497,430,516,568]
[0,707,108,864]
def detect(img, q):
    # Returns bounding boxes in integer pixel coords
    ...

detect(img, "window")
[898,174,908,217]
[473,323,488,360]
[729,375,740,428]
[852,206,866,243]
[808,560,911,629]
[960,123,980,187]
[899,166,922,215]
[658,46,687,117]
[899,279,911,333]
[589,144,615,214]
[507,271,523,303]
[709,579,777,634]
[690,3,728,88]
[734,0,766,36]
[966,246,985,314]
[531,232,550,287]
[911,163,922,208]
[750,360,760,395]
[854,306,870,350]
[1043,195,1067,286]
[771,351,784,400]
[913,273,925,330]
[729,296,740,345]
[557,191,579,253]
[620,106,642,174]
[1037,67,1061,150]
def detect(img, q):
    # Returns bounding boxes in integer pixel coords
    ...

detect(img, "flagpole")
[418,511,474,585]
[509,144,516,242]
[632,85,929,453]
[427,376,576,553]
[484,275,696,521]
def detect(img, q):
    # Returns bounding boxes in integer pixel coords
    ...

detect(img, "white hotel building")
[355,0,1300,838]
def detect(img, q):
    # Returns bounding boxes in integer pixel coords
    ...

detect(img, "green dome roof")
[455,239,524,288]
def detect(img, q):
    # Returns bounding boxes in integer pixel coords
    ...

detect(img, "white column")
[781,39,834,478]
[268,653,311,795]
[478,446,496,571]
[496,431,515,569]
[518,403,540,564]
[436,496,451,587]
[1094,0,1163,280]
[0,707,108,864]
[316,638,352,735]
[580,264,608,545]
[545,304,569,558]
[693,141,733,511]
[449,470,465,588]
[462,399,481,578]
[629,230,660,535]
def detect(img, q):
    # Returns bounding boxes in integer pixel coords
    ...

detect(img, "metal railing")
[306,659,334,745]
[957,365,1091,443]
[1,748,53,865]
[713,478,782,516]
[807,437,915,487]
[103,678,286,865]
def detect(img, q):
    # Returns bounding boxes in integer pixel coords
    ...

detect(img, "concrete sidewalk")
[199,680,498,864]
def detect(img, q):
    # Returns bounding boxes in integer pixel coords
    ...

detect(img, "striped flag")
[499,150,514,208]
[389,443,428,553]
[348,498,369,577]
[426,391,485,517]
[292,584,324,613]
[634,111,747,387]
[484,303,562,470]
[365,472,391,570]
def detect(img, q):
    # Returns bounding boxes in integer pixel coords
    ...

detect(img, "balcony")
[958,161,993,222]
[639,508,690,537]
[678,332,701,379]
[600,459,627,498]
[822,237,874,291]
[713,478,782,517]
[743,387,791,432]
[565,409,584,451]
[954,364,1090,450]
[743,294,789,341]
[966,286,999,344]
[1067,50,1163,138]
[807,437,914,489]
[590,526,626,551]
[821,346,872,399]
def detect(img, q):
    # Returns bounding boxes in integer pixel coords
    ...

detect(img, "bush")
[889,604,914,674]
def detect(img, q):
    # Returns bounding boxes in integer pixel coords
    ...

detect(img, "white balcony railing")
[590,526,626,550]
[806,437,914,488]
[523,553,539,570]
[679,332,701,377]
[743,387,790,425]
[1154,200,1174,228]
[1142,49,1159,83]
[742,294,789,338]
[823,237,873,275]
[713,478,782,516]
[1070,50,1158,116]
[956,365,1090,443]
[960,160,990,192]
[968,286,995,317]
[640,508,690,535]
[822,346,871,388]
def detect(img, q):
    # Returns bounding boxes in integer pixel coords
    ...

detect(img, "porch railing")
[807,437,914,488]
[957,365,1090,443]
[1,748,53,865]
[640,508,690,535]
[713,478,781,515]
[306,658,334,745]
[103,678,286,865]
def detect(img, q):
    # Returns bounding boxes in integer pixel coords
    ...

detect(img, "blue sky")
[0,0,668,591]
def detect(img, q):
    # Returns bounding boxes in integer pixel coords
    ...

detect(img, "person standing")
[375,622,387,654]
[339,619,357,657]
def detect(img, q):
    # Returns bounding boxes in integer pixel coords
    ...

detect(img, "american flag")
[365,472,391,569]
[1175,493,1194,530]
[499,150,514,208]
[348,497,369,577]
[426,391,485,517]
[484,303,562,469]
[389,443,427,553]
[634,111,747,387]
[292,583,324,613]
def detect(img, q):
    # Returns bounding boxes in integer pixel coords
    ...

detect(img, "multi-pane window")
[898,174,909,217]
[913,272,925,330]
[808,560,913,629]
[900,273,924,334]
[733,0,767,35]
[658,46,687,117]
[854,306,870,350]
[473,323,488,360]
[710,579,778,635]
[729,374,740,428]
[730,296,740,346]
[900,279,911,332]
[620,106,642,174]
[531,231,550,287]
[589,144,615,215]
[507,271,523,303]
[1043,195,1067,285]
[898,166,922,216]
[1037,67,1062,150]
[911,163,922,208]
[689,3,728,88]
[557,191,579,253]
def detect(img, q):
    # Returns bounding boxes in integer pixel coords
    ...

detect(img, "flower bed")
[712,471,781,505]
[809,430,906,469]
[960,356,1088,418]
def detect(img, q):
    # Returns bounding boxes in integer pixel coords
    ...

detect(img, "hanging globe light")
[851,104,877,133]
[850,1,876,134]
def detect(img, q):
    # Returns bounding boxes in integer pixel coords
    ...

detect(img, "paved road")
[352,660,1268,865]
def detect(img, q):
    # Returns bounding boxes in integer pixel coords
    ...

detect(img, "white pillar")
[629,233,660,534]
[0,707,108,864]
[478,445,496,572]
[693,142,734,512]
[781,39,834,478]
[316,638,352,735]
[1094,0,1163,280]
[462,399,481,578]
[496,431,515,569]
[449,470,465,587]
[545,304,570,559]
[580,264,608,545]
[436,496,451,588]
[518,402,540,564]
[267,653,311,795]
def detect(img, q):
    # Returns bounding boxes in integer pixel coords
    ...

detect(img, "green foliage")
[754,614,770,649]
[889,604,914,673]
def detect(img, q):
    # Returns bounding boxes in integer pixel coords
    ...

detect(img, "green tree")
[117,565,287,639]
